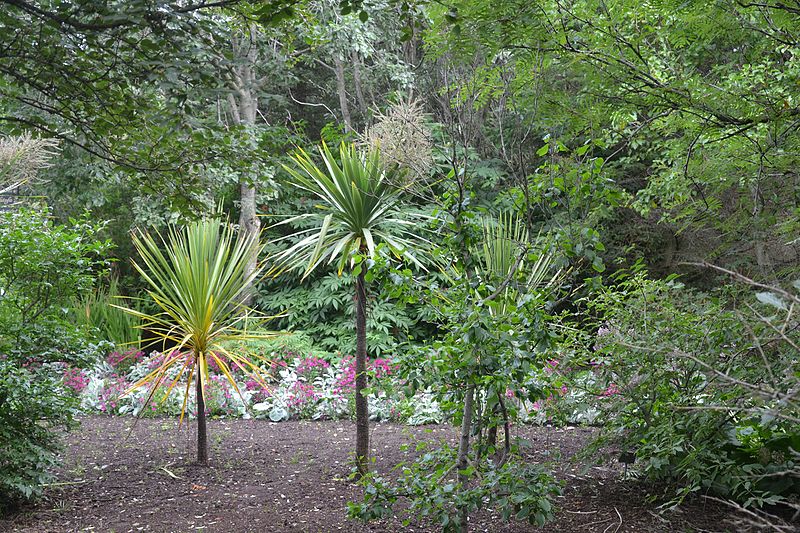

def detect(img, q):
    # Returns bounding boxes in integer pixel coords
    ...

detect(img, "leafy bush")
[72,277,141,349]
[0,207,112,374]
[0,207,111,507]
[570,267,800,512]
[105,348,147,376]
[0,361,79,511]
[76,348,443,425]
[221,330,332,364]
[257,272,423,355]
[349,439,561,530]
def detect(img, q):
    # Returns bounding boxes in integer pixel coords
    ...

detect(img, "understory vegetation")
[1,0,800,531]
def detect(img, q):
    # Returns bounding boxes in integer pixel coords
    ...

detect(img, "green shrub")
[0,207,111,508]
[0,207,112,364]
[572,268,800,510]
[222,330,330,360]
[257,272,422,356]
[349,440,561,530]
[73,277,141,349]
[0,361,80,512]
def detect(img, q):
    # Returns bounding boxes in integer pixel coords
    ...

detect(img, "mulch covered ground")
[1,416,735,532]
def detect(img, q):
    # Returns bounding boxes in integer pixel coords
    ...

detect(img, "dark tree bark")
[196,362,208,465]
[456,384,475,533]
[354,267,369,478]
[333,55,353,133]
[497,395,511,466]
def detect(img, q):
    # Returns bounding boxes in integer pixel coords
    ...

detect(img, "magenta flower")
[62,367,90,393]
[287,381,319,408]
[600,383,620,397]
[544,359,559,375]
[106,349,145,369]
[296,356,331,375]
[98,375,130,414]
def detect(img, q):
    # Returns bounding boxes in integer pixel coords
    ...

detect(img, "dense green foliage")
[0,207,111,362]
[73,278,142,348]
[258,271,424,354]
[571,268,800,508]
[3,0,800,529]
[0,362,80,509]
[0,207,110,508]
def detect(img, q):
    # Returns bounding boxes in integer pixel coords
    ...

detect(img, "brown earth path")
[0,416,732,533]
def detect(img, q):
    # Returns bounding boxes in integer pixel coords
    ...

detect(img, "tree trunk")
[354,266,369,478]
[239,175,260,303]
[487,422,497,449]
[351,50,368,118]
[497,395,511,467]
[196,361,208,465]
[228,25,263,305]
[456,384,475,533]
[334,55,353,133]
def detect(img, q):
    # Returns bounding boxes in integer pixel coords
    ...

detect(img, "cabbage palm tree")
[475,212,555,309]
[270,142,429,476]
[118,216,274,465]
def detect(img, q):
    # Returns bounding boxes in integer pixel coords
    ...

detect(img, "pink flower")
[544,359,559,375]
[331,355,398,397]
[371,358,397,378]
[287,381,319,407]
[146,350,192,371]
[246,378,271,402]
[62,367,90,393]
[600,383,620,398]
[98,375,130,414]
[296,356,331,375]
[269,360,288,373]
[106,349,145,368]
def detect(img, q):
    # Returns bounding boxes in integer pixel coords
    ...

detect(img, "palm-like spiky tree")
[118,216,274,464]
[475,212,555,310]
[270,142,429,476]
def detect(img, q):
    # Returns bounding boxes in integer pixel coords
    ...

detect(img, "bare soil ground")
[1,416,735,532]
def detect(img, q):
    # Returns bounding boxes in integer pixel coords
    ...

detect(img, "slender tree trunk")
[354,267,369,478]
[196,361,208,465]
[334,55,353,133]
[497,395,511,466]
[239,174,260,304]
[351,50,368,117]
[456,384,475,533]
[487,421,497,449]
[227,25,264,305]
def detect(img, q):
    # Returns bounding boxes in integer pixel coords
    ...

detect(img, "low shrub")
[77,348,441,425]
[349,438,562,530]
[567,268,800,513]
[0,361,80,511]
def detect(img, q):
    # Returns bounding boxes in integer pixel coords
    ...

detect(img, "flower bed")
[72,348,443,424]
[69,343,620,427]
